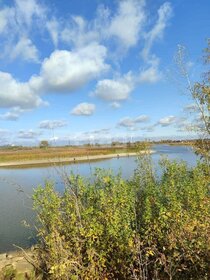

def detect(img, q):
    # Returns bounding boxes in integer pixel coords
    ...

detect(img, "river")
[0,145,198,253]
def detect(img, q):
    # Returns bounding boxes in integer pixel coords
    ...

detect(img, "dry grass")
[0,146,137,163]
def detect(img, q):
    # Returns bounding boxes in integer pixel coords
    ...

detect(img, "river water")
[0,145,198,253]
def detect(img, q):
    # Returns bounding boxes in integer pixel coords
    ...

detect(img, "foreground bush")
[32,155,210,280]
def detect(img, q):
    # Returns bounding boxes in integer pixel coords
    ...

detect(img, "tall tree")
[175,39,210,161]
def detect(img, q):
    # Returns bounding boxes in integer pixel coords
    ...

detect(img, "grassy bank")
[31,151,210,280]
[0,140,202,164]
[0,145,139,163]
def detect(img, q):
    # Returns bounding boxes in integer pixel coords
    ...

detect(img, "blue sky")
[0,0,209,145]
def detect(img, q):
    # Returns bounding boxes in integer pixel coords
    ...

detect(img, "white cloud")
[60,0,146,50]
[0,42,109,110]
[91,128,110,134]
[138,64,162,83]
[39,120,67,129]
[93,73,134,101]
[118,117,135,128]
[46,18,60,46]
[0,0,47,63]
[110,102,121,109]
[31,43,109,93]
[141,125,156,132]
[0,111,19,121]
[0,107,27,121]
[135,115,150,123]
[183,103,198,112]
[10,37,39,62]
[71,103,96,116]
[14,0,46,27]
[175,117,190,132]
[93,65,161,102]
[18,129,42,139]
[0,7,12,34]
[118,114,150,128]
[0,71,47,109]
[107,0,146,48]
[142,2,172,61]
[157,115,176,127]
[61,16,99,47]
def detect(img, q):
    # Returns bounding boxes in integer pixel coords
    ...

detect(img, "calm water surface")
[0,145,198,252]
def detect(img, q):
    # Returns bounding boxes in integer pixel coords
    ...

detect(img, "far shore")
[0,150,155,168]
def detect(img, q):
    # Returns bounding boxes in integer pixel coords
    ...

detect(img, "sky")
[0,0,209,146]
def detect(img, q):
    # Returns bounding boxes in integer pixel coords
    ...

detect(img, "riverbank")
[0,250,34,279]
[0,151,154,168]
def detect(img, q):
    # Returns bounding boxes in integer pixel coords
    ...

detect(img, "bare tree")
[174,40,210,162]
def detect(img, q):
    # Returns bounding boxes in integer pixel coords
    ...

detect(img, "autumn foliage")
[32,152,210,280]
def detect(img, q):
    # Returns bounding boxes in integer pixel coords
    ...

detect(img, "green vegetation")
[39,140,50,149]
[32,149,210,279]
[1,265,16,280]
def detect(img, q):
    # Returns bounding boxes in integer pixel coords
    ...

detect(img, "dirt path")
[0,151,154,168]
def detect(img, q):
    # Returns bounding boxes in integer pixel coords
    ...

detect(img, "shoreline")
[0,250,34,278]
[0,150,155,168]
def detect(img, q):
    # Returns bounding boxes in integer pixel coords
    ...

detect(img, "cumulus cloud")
[71,103,96,116]
[0,0,173,117]
[93,73,134,101]
[31,43,109,93]
[138,64,162,83]
[60,0,146,50]
[18,129,42,139]
[0,107,27,121]
[106,0,146,48]
[0,111,19,121]
[118,115,150,129]
[39,120,67,129]
[0,42,109,110]
[10,37,39,62]
[118,117,135,128]
[0,0,46,61]
[157,115,176,127]
[0,71,47,109]
[93,64,162,103]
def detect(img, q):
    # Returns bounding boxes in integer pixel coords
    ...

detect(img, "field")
[0,145,138,163]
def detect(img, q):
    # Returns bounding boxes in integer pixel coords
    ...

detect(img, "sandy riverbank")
[0,151,155,168]
[0,250,35,278]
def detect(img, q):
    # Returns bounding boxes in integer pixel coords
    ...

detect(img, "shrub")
[32,154,210,279]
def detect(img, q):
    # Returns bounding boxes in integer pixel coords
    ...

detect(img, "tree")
[175,39,210,162]
[39,140,50,149]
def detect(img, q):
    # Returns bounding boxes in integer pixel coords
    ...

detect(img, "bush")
[39,141,50,149]
[32,154,210,279]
